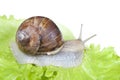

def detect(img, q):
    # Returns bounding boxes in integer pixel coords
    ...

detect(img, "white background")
[0,0,120,56]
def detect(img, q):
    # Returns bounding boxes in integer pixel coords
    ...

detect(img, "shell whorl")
[16,16,63,55]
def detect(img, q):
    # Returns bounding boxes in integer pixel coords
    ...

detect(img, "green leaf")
[57,24,75,40]
[0,15,120,80]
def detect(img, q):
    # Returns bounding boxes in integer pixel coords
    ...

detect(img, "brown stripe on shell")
[39,18,49,30]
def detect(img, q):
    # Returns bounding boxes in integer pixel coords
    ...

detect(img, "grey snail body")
[10,16,96,67]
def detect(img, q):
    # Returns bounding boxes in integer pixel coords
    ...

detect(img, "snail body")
[11,16,96,67]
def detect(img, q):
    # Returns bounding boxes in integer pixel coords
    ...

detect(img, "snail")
[10,16,96,68]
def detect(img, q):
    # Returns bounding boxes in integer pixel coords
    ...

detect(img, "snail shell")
[11,16,96,68]
[16,16,63,55]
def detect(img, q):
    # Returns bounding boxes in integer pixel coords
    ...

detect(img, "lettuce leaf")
[0,15,120,80]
